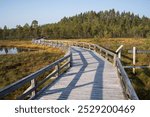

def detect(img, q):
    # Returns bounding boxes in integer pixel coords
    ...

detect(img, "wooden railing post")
[94,44,96,51]
[116,45,124,59]
[118,51,121,59]
[83,43,85,48]
[116,58,139,100]
[88,44,90,50]
[113,54,117,66]
[31,79,36,97]
[55,63,60,77]
[106,52,108,60]
[133,47,136,74]
[99,48,102,55]
[70,53,73,67]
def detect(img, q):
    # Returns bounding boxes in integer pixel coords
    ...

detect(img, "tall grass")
[73,38,150,99]
[0,40,64,89]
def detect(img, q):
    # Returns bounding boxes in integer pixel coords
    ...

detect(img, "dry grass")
[1,38,150,99]
[0,40,64,89]
[0,40,65,99]
[65,38,150,99]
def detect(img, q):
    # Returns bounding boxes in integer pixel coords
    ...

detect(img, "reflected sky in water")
[0,47,36,55]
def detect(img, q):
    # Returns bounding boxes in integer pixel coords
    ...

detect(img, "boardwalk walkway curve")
[0,39,139,100]
[36,46,124,100]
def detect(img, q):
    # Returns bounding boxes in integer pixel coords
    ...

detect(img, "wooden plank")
[116,58,139,100]
[124,66,150,69]
[133,47,136,74]
[31,79,36,97]
[2,39,137,100]
[113,54,117,66]
[55,64,60,77]
[128,50,150,54]
[35,39,138,100]
[36,47,125,100]
[0,51,71,99]
[18,70,58,99]
[95,45,115,57]
[116,45,123,59]
[116,45,124,53]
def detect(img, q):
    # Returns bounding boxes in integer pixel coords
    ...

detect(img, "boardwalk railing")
[116,58,139,100]
[125,47,150,74]
[40,40,117,66]
[71,42,117,66]
[0,39,139,100]
[39,39,139,100]
[0,41,72,99]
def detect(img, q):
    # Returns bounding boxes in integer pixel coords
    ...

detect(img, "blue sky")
[0,0,150,28]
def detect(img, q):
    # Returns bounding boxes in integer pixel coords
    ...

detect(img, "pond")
[0,47,36,55]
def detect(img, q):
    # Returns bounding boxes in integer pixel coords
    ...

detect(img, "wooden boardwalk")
[36,46,125,100]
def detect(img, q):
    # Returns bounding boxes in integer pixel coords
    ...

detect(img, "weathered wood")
[124,66,150,69]
[79,43,116,65]
[128,50,150,54]
[133,47,136,74]
[95,45,115,57]
[116,45,123,59]
[60,61,70,70]
[35,39,138,100]
[36,47,125,100]
[127,47,150,70]
[113,54,117,66]
[116,58,139,100]
[0,47,72,99]
[116,45,124,53]
[55,64,60,77]
[94,44,96,51]
[31,79,36,97]
[106,52,108,60]
[1,39,138,100]
[18,70,58,99]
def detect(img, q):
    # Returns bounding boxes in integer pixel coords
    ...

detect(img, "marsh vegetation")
[73,38,150,99]
[0,40,64,89]
[0,9,149,99]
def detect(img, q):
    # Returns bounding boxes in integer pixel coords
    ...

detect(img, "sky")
[0,0,150,28]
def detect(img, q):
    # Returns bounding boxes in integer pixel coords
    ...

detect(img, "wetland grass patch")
[0,40,64,89]
[71,38,150,99]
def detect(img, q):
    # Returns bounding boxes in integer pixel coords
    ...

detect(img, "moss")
[0,40,64,99]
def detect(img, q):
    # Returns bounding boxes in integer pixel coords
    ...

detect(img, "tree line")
[0,9,150,40]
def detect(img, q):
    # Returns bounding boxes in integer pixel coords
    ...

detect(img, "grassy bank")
[0,40,64,99]
[73,38,150,99]
[51,38,150,99]
[1,38,150,99]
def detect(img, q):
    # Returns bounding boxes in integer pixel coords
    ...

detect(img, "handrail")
[0,39,139,100]
[0,40,72,99]
[66,41,117,66]
[116,58,139,100]
[116,45,124,59]
[41,39,138,100]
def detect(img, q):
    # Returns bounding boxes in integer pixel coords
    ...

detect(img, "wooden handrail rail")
[37,39,139,100]
[41,39,138,100]
[116,58,139,100]
[116,45,124,59]
[124,66,150,69]
[0,39,139,100]
[0,40,72,99]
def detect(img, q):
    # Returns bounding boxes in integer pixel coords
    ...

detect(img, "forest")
[0,9,150,40]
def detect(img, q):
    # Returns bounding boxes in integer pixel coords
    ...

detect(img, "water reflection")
[0,47,36,55]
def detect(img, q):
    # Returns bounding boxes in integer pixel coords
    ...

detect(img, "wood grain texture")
[36,46,125,100]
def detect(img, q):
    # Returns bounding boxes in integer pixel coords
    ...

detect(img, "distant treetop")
[0,9,150,39]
